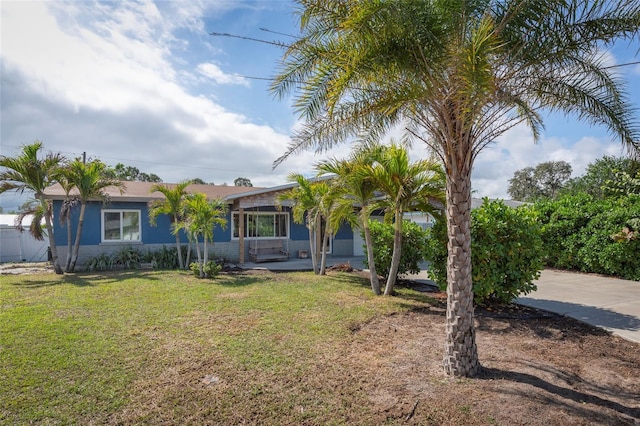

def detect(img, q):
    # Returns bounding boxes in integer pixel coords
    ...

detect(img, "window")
[233,212,289,239]
[102,210,141,242]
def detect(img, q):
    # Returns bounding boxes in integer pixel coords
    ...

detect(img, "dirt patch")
[0,262,53,275]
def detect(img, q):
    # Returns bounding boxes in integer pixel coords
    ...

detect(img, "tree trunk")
[319,220,330,275]
[383,209,403,296]
[40,196,62,274]
[307,219,318,274]
[65,215,72,272]
[203,237,208,278]
[443,167,479,377]
[186,240,192,268]
[175,228,184,270]
[361,213,380,295]
[68,202,86,272]
[194,236,202,278]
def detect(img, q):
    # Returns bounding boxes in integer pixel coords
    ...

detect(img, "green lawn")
[0,269,433,424]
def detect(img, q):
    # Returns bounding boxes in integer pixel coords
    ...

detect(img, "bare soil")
[342,287,639,425]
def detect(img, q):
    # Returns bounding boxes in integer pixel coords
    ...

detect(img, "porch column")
[239,208,245,264]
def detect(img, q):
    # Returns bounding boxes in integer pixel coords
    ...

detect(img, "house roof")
[43,181,262,203]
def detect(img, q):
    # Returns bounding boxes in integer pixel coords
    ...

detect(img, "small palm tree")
[316,144,384,293]
[369,143,445,295]
[0,142,65,274]
[179,193,227,278]
[148,181,191,269]
[278,174,323,274]
[64,159,124,272]
[55,169,80,272]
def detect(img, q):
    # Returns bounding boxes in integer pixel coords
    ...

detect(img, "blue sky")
[1,0,639,211]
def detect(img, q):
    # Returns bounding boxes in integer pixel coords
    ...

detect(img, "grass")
[0,269,433,424]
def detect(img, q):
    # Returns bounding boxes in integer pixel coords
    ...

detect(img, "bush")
[425,199,545,306]
[535,193,640,280]
[189,260,222,279]
[363,220,429,280]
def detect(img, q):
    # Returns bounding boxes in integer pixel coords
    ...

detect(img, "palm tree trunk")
[186,240,192,268]
[68,202,86,272]
[384,209,403,295]
[203,237,208,278]
[194,235,202,278]
[362,217,380,295]
[40,196,62,274]
[65,215,72,272]
[443,168,479,377]
[175,231,184,269]
[319,221,330,275]
[307,222,318,274]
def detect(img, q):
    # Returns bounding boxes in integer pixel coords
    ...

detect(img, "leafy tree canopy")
[564,155,640,198]
[508,161,572,201]
[103,162,162,182]
[234,177,253,187]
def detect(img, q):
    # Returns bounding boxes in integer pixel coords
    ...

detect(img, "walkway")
[241,257,640,344]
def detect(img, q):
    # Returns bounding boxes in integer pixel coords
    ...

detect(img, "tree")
[148,181,191,269]
[55,169,80,272]
[368,144,445,295]
[64,159,124,272]
[564,155,640,198]
[0,142,65,274]
[234,177,253,187]
[271,1,640,377]
[316,144,383,294]
[508,161,572,201]
[179,193,227,278]
[104,162,162,182]
[278,174,323,274]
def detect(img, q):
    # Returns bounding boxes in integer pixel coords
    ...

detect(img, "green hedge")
[535,193,640,280]
[425,199,545,305]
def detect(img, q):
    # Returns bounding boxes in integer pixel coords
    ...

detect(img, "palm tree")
[0,142,65,274]
[148,181,191,269]
[56,169,80,272]
[272,1,640,377]
[15,199,49,242]
[277,174,323,274]
[64,159,124,272]
[316,144,384,294]
[180,193,227,278]
[368,143,445,295]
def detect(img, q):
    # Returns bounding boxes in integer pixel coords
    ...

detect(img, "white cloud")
[196,63,250,86]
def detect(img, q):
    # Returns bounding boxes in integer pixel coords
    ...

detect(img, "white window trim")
[101,209,142,243]
[232,211,289,240]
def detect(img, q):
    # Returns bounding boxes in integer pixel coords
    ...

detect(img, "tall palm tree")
[369,143,445,295]
[272,1,640,376]
[148,181,191,269]
[65,159,124,272]
[0,142,65,274]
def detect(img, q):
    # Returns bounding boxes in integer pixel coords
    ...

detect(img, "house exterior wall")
[50,199,355,267]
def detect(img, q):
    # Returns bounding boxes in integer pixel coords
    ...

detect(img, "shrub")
[363,220,429,280]
[83,253,113,271]
[425,199,545,306]
[111,246,141,270]
[535,193,640,280]
[189,260,222,279]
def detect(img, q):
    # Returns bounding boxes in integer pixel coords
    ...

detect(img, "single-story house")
[42,180,524,268]
[42,181,355,266]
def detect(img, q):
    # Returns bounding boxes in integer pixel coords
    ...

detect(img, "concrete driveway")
[518,269,640,343]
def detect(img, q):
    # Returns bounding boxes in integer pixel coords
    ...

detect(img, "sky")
[1,0,639,211]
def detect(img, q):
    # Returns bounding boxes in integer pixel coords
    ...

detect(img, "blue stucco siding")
[52,200,182,246]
